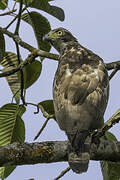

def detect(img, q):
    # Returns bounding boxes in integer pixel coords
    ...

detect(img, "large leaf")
[29,0,65,21]
[0,103,26,179]
[39,100,54,115]
[100,132,120,180]
[0,103,25,146]
[15,0,34,4]
[16,0,64,21]
[0,166,16,180]
[11,115,25,143]
[0,0,8,9]
[22,11,51,58]
[23,60,42,89]
[0,52,42,103]
[0,52,21,104]
[0,31,5,61]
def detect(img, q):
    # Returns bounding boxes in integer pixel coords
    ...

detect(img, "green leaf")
[39,100,54,115]
[0,103,26,179]
[0,103,25,146]
[23,60,42,89]
[105,131,117,142]
[0,0,8,9]
[0,31,5,61]
[22,11,51,60]
[0,52,42,103]
[29,0,65,21]
[11,115,25,143]
[0,166,16,179]
[23,0,34,3]
[0,52,21,104]
[15,0,34,4]
[100,132,120,180]
[101,161,120,180]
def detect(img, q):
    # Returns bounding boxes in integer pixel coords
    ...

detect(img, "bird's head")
[43,27,77,54]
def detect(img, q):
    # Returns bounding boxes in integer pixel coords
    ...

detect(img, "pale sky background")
[0,0,120,180]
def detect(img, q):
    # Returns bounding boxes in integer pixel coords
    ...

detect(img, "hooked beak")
[43,33,50,41]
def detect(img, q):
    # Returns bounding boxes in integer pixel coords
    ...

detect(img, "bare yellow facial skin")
[48,30,63,40]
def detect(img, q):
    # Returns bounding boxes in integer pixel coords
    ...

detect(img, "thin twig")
[0,52,38,78]
[105,61,120,70]
[14,42,25,104]
[0,9,17,16]
[26,102,54,140]
[14,0,25,104]
[11,89,20,103]
[0,65,20,77]
[93,109,120,140]
[109,68,120,80]
[6,6,27,29]
[14,0,23,35]
[12,1,17,11]
[54,167,71,180]
[34,118,50,140]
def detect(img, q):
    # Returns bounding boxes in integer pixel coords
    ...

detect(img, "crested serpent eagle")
[43,28,109,174]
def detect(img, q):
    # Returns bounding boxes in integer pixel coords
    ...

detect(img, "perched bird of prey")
[43,28,109,174]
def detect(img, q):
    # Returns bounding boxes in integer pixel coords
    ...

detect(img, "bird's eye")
[57,31,62,35]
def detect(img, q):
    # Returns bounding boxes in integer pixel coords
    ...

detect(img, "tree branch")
[109,68,120,80]
[0,139,120,167]
[0,50,58,78]
[105,61,120,70]
[0,51,38,77]
[0,141,68,166]
[0,26,59,60]
[93,109,120,140]
[0,110,119,166]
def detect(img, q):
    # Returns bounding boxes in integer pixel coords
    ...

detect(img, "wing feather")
[67,62,108,105]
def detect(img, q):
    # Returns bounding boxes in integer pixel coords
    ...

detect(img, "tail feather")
[67,131,91,174]
[68,151,90,173]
